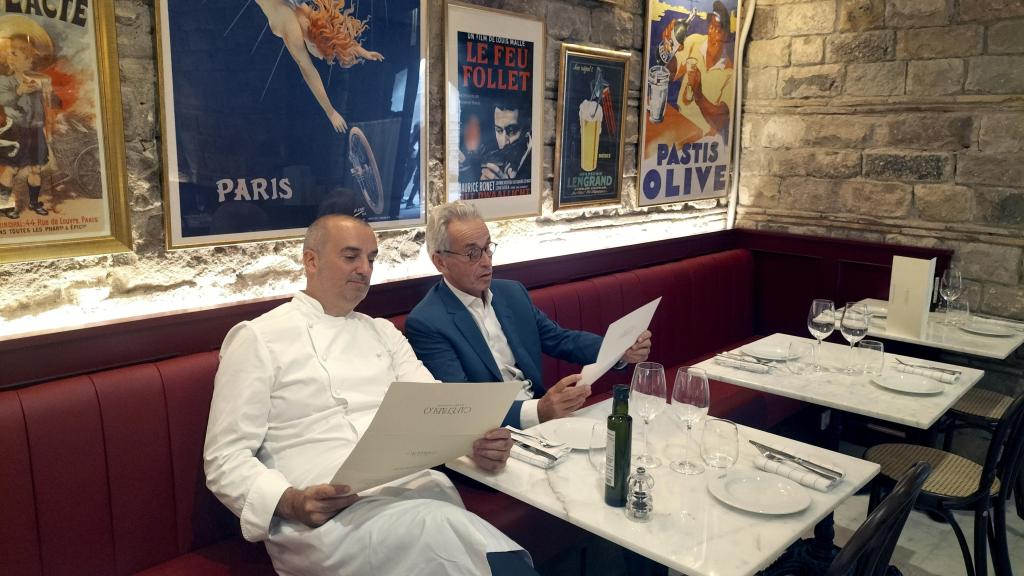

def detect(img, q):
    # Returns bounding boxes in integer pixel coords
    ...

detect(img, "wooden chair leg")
[974,507,989,576]
[940,508,976,576]
[990,500,1011,576]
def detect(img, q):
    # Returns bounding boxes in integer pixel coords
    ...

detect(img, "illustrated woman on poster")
[256,0,384,133]
[0,30,59,219]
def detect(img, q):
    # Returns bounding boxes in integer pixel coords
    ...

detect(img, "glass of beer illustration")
[579,99,603,172]
[680,57,699,105]
[648,65,669,123]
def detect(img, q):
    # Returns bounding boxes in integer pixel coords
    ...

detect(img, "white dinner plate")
[707,470,811,515]
[740,344,798,362]
[871,373,944,395]
[958,321,1017,338]
[540,418,601,450]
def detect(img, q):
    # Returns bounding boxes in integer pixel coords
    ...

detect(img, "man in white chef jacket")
[204,214,534,576]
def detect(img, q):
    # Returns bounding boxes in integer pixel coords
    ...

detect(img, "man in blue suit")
[406,202,651,429]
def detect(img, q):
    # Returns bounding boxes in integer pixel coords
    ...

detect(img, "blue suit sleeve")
[406,312,524,428]
[519,284,602,366]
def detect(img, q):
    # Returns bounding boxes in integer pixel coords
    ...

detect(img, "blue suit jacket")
[405,279,602,428]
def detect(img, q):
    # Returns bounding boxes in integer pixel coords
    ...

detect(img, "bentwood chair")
[865,392,1024,576]
[941,387,1024,520]
[824,461,931,576]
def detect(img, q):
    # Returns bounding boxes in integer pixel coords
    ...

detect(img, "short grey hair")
[426,201,482,254]
[303,213,370,254]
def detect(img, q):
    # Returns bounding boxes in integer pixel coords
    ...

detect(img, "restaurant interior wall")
[0,0,727,339]
[736,0,1024,395]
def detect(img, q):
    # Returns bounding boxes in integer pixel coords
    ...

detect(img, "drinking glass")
[857,340,884,376]
[807,299,836,372]
[701,418,738,469]
[841,302,869,373]
[786,341,815,375]
[670,367,709,475]
[939,267,963,324]
[630,362,667,468]
[588,422,606,473]
[948,299,970,326]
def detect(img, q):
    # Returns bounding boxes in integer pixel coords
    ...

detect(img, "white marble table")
[853,298,1024,360]
[447,399,879,576]
[693,333,985,429]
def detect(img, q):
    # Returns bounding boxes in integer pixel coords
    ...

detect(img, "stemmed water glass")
[631,362,667,469]
[807,299,836,372]
[939,267,963,324]
[840,302,869,373]
[670,366,709,475]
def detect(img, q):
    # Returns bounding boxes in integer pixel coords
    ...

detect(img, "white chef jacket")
[204,291,524,576]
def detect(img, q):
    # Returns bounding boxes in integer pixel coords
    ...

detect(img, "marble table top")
[853,298,1024,360]
[447,399,879,576]
[693,333,984,429]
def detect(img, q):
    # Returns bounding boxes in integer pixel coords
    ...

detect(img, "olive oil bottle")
[604,384,632,506]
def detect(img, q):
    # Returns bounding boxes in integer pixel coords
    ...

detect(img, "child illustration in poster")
[0,10,107,240]
[640,0,736,206]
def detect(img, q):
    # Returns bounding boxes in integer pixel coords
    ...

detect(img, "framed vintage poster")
[553,44,629,211]
[444,1,543,221]
[638,0,739,207]
[0,2,131,265]
[157,0,427,249]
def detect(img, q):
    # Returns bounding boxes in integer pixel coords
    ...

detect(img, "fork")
[763,452,839,482]
[506,427,565,448]
[892,357,960,375]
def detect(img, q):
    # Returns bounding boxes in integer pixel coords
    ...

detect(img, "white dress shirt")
[204,292,523,575]
[444,279,541,428]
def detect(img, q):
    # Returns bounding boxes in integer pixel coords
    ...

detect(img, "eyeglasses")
[441,242,497,263]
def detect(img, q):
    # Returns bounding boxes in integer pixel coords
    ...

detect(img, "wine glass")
[670,366,709,475]
[840,302,869,373]
[630,362,667,468]
[939,267,963,324]
[807,299,836,372]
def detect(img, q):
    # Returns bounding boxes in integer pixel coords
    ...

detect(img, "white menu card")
[580,297,661,385]
[887,255,936,339]
[332,381,521,492]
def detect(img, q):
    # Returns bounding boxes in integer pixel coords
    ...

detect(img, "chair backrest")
[989,391,1024,502]
[826,461,931,576]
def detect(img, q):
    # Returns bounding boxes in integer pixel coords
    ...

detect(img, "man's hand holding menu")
[331,381,523,493]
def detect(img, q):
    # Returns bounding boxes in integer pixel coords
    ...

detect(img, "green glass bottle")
[604,384,633,507]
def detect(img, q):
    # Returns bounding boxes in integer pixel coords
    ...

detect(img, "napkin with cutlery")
[893,363,960,384]
[714,354,772,374]
[753,455,842,492]
[508,433,571,469]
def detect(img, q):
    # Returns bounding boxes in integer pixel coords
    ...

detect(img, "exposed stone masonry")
[738,0,1024,391]
[0,0,724,334]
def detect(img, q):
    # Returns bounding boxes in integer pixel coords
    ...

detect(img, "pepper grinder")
[625,466,655,522]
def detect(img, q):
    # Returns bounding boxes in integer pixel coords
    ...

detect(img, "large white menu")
[887,255,936,339]
[579,297,661,385]
[332,381,522,492]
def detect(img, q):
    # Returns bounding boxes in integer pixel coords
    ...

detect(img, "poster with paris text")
[157,0,426,248]
[0,2,131,264]
[639,0,738,207]
[445,2,542,220]
[553,45,629,210]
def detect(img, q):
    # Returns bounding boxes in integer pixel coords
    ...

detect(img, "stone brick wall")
[737,0,1024,390]
[0,0,724,336]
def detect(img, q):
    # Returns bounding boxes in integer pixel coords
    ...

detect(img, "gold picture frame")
[0,2,131,264]
[443,1,544,222]
[553,44,630,211]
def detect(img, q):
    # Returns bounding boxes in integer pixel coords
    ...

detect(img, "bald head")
[303,214,371,255]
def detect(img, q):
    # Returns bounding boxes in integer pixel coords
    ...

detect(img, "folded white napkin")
[753,455,841,492]
[714,355,772,374]
[893,363,960,384]
[510,440,571,469]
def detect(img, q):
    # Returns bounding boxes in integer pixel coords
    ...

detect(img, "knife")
[513,439,557,461]
[749,440,844,479]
